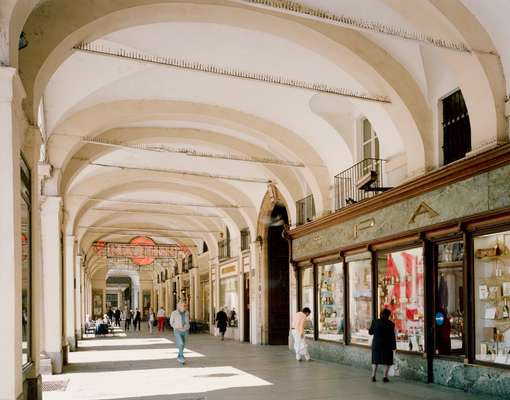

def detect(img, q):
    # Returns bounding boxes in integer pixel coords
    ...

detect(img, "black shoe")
[372,376,376,382]
[383,377,389,383]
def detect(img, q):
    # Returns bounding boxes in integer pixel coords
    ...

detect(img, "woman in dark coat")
[215,308,228,341]
[369,308,396,382]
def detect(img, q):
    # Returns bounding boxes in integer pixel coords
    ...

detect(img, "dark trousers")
[134,318,141,330]
[125,319,131,331]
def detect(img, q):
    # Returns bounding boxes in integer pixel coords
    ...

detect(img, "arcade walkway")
[42,330,493,400]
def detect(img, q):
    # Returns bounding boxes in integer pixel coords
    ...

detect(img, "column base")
[23,374,42,400]
[67,335,76,351]
[47,351,63,374]
[63,344,69,366]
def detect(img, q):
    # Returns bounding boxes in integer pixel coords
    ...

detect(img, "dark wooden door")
[268,206,290,345]
[244,273,250,342]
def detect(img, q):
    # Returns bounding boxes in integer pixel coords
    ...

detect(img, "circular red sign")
[130,236,155,266]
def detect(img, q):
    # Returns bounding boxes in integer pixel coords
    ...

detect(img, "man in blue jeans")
[170,301,190,364]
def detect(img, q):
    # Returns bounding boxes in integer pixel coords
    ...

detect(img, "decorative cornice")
[236,0,470,53]
[73,42,390,103]
[289,144,510,239]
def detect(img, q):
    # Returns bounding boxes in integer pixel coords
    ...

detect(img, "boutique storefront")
[289,148,510,397]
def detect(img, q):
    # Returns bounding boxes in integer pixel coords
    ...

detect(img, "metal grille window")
[442,90,471,165]
[218,228,231,260]
[296,195,315,226]
[241,228,250,251]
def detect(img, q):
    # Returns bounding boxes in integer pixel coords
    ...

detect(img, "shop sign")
[221,264,237,276]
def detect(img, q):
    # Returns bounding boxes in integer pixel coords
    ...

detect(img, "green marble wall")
[293,164,510,260]
[294,164,510,398]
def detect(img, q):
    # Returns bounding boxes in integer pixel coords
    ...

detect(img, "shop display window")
[435,241,464,356]
[348,259,372,345]
[474,231,510,365]
[21,156,31,367]
[220,277,239,327]
[300,267,314,338]
[317,262,344,342]
[377,247,425,353]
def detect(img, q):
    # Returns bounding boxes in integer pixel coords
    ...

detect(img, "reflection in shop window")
[378,248,424,352]
[318,263,344,342]
[300,267,314,338]
[349,259,372,346]
[474,231,510,365]
[436,241,464,356]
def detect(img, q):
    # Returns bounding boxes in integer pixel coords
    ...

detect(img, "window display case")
[435,241,464,355]
[377,247,425,352]
[348,259,372,345]
[318,262,344,342]
[220,276,239,327]
[474,231,510,365]
[300,267,314,338]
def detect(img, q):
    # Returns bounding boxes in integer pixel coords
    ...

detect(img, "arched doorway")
[267,205,290,345]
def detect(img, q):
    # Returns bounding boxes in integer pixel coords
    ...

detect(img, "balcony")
[296,195,316,226]
[334,158,391,211]
[218,240,231,260]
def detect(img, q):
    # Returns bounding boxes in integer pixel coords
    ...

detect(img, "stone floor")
[43,326,497,400]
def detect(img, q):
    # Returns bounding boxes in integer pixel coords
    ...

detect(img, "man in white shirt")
[292,307,311,361]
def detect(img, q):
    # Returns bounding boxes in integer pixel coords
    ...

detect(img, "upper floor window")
[241,228,250,251]
[219,227,231,260]
[361,118,380,161]
[442,90,471,165]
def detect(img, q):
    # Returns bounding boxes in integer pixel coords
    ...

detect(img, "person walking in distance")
[292,307,311,361]
[147,308,155,334]
[369,308,397,383]
[125,308,132,332]
[157,307,166,332]
[170,301,190,364]
[215,307,228,341]
[114,308,121,327]
[134,308,142,331]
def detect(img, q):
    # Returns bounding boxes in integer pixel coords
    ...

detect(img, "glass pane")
[363,143,372,160]
[21,199,31,366]
[436,241,464,355]
[318,263,344,342]
[220,277,238,327]
[363,119,372,142]
[349,259,372,345]
[474,231,510,365]
[300,268,314,338]
[378,248,425,353]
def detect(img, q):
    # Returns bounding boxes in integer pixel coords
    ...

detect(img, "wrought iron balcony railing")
[334,158,391,211]
[296,194,316,226]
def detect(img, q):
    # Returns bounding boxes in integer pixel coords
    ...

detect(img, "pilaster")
[40,195,63,373]
[0,66,24,400]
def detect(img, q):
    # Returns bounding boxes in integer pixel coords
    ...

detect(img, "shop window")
[435,241,465,356]
[377,247,425,352]
[348,259,372,345]
[220,276,238,327]
[300,267,315,338]
[317,262,344,342]
[474,230,510,365]
[442,89,471,165]
[20,155,31,367]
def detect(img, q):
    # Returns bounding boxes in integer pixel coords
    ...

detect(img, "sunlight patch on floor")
[69,347,203,364]
[78,338,173,348]
[43,366,272,400]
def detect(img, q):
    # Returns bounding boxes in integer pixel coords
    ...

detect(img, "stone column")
[64,235,76,351]
[40,195,64,373]
[74,255,82,340]
[0,67,24,400]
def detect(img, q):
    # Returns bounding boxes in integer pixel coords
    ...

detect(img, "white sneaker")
[305,355,311,361]
[296,355,302,361]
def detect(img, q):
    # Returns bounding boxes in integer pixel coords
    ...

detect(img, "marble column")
[64,235,76,351]
[0,67,24,400]
[40,195,64,373]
